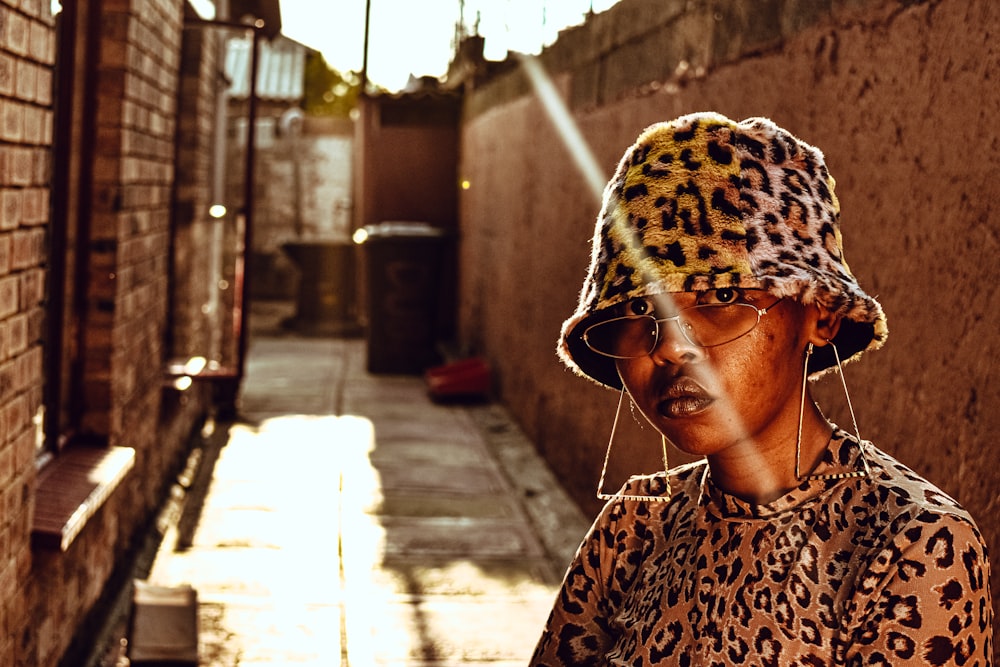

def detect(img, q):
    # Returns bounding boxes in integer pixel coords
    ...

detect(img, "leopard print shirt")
[531,430,993,666]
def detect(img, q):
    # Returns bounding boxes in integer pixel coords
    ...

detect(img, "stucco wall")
[458,0,999,628]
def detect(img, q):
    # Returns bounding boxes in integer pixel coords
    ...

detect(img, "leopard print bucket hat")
[559,111,887,389]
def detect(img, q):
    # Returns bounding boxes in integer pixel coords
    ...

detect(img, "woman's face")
[614,288,817,459]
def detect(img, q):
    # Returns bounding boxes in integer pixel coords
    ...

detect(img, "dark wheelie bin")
[356,221,448,374]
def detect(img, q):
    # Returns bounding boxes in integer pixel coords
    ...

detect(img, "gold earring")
[795,340,871,481]
[596,387,672,502]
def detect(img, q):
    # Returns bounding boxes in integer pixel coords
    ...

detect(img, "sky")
[277,0,621,91]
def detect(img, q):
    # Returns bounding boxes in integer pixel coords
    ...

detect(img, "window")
[44,0,95,454]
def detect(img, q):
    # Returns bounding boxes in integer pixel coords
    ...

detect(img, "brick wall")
[6,0,219,664]
[82,0,182,445]
[0,0,53,663]
[458,0,999,640]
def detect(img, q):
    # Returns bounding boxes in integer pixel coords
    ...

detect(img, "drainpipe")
[235,22,262,395]
[183,15,264,414]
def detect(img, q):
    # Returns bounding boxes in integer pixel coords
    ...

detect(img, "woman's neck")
[706,402,832,505]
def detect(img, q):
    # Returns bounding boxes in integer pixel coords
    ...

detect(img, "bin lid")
[354,221,446,243]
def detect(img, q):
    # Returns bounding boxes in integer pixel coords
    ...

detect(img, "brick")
[0,276,16,318]
[17,346,41,391]
[0,447,11,494]
[0,557,16,604]
[81,331,112,367]
[28,18,51,64]
[5,12,27,57]
[11,149,25,187]
[89,211,116,238]
[100,37,128,69]
[92,155,121,183]
[19,418,37,459]
[0,52,13,96]
[0,235,10,274]
[11,228,44,268]
[94,95,124,127]
[22,105,42,144]
[19,268,43,305]
[31,146,47,185]
[12,352,28,395]
[34,65,50,105]
[0,101,22,142]
[14,60,34,101]
[0,360,14,402]
[97,68,126,100]
[6,314,24,355]
[40,105,51,144]
[0,190,21,229]
[21,0,43,20]
[24,307,41,350]
[8,147,31,186]
[121,156,139,183]
[20,187,44,224]
[2,396,27,449]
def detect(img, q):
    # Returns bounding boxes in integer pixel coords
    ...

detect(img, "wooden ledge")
[32,446,136,551]
[164,357,237,387]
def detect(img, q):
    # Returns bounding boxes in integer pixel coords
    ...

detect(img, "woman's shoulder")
[864,444,975,520]
[852,443,986,549]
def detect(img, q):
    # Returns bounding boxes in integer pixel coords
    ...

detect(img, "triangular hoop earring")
[795,341,872,481]
[596,387,672,502]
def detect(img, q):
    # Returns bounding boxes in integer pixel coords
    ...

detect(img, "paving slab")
[372,493,520,519]
[137,305,590,666]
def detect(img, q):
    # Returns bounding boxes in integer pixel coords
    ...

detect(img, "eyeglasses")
[583,299,782,359]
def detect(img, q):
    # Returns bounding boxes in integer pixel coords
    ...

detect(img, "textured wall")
[17,0,215,665]
[0,0,54,663]
[355,95,461,233]
[458,0,999,631]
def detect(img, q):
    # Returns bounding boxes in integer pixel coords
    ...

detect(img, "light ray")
[516,54,607,204]
[518,54,783,496]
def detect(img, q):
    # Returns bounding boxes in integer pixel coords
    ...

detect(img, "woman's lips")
[658,377,714,418]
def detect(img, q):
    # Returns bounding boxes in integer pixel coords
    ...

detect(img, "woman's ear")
[807,303,842,346]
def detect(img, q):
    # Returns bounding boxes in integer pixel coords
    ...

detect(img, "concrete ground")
[127,303,590,666]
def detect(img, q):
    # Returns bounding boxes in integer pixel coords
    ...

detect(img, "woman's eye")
[702,288,741,305]
[627,298,654,315]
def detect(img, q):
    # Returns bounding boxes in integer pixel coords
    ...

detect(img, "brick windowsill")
[32,446,136,551]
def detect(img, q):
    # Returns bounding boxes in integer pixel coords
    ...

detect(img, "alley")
[135,303,589,665]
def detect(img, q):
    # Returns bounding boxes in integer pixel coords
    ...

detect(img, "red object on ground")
[424,358,492,399]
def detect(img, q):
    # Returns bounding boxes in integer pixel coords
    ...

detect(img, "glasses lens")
[584,316,657,358]
[680,303,760,347]
[583,303,765,358]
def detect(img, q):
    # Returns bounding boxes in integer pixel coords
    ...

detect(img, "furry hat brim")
[558,112,887,389]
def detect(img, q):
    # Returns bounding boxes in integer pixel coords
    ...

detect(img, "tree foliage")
[302,51,361,118]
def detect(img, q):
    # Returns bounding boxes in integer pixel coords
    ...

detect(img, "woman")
[531,112,993,665]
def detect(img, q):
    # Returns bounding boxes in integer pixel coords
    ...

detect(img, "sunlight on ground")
[152,411,557,664]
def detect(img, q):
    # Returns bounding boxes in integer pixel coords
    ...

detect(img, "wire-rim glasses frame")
[583,298,784,359]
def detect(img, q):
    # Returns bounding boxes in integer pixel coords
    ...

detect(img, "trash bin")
[355,221,448,374]
[281,239,360,336]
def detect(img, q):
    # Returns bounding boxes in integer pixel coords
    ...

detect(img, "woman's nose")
[650,319,706,366]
